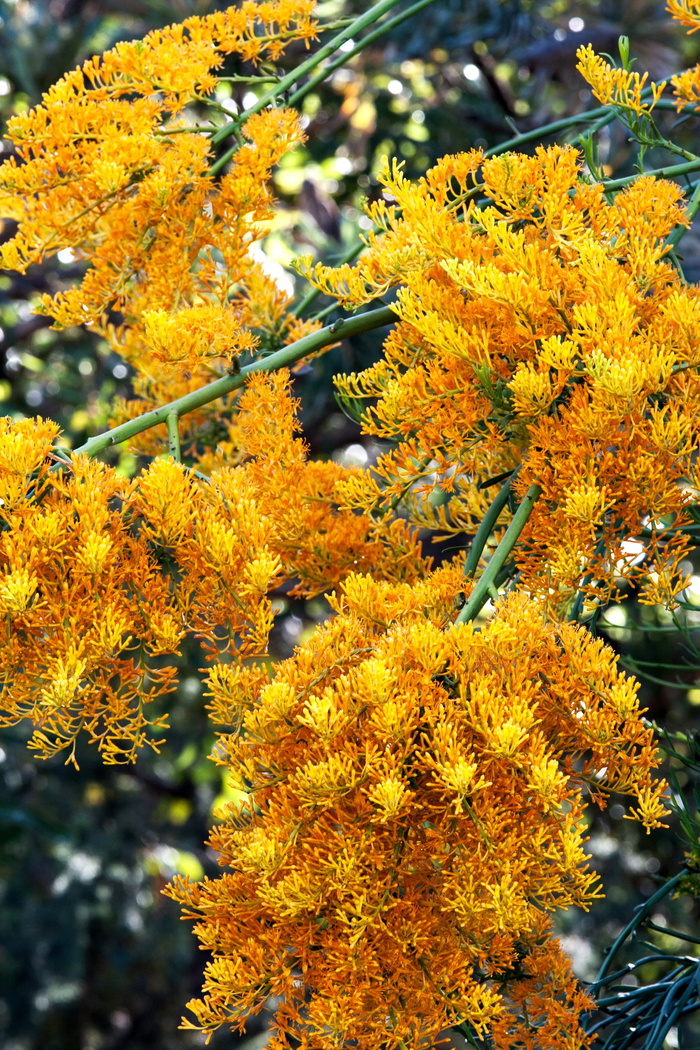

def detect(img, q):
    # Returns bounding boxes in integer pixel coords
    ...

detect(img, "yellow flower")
[586,348,646,399]
[537,334,579,371]
[142,305,256,370]
[0,567,38,615]
[367,775,411,820]
[241,552,282,595]
[0,417,60,490]
[528,756,568,813]
[671,64,700,109]
[508,365,554,417]
[146,611,185,655]
[39,647,88,709]
[294,753,360,806]
[563,481,611,524]
[75,532,113,575]
[297,687,350,740]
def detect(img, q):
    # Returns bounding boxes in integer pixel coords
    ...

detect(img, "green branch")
[590,872,685,986]
[166,412,181,462]
[72,307,397,459]
[463,472,516,580]
[455,484,542,624]
[287,0,439,111]
[208,0,426,174]
[485,105,614,158]
[485,97,683,159]
[602,157,700,191]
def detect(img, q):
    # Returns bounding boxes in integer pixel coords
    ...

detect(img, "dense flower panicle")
[301,146,700,610]
[168,587,666,1049]
[0,416,62,510]
[0,382,428,761]
[0,2,315,438]
[12,1,317,119]
[0,432,175,763]
[0,5,684,1045]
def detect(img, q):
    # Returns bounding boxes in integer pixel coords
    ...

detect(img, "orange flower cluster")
[0,1,319,451]
[576,44,666,115]
[0,379,426,763]
[0,3,682,1047]
[658,1,700,107]
[667,0,700,32]
[577,3,700,113]
[301,145,699,612]
[169,585,666,1050]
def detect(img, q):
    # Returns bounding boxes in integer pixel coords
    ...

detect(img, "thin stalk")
[485,105,613,157]
[570,529,613,623]
[155,124,221,135]
[569,108,619,149]
[621,656,700,670]
[645,972,698,1050]
[487,97,697,193]
[166,411,181,461]
[455,483,541,624]
[216,74,280,83]
[309,301,346,323]
[612,623,698,633]
[644,921,700,945]
[667,176,700,252]
[72,307,396,459]
[591,872,685,986]
[463,472,515,579]
[287,0,439,110]
[484,97,682,158]
[618,662,690,690]
[602,157,700,192]
[209,0,415,174]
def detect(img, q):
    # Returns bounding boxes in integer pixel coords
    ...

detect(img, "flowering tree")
[1,1,700,1047]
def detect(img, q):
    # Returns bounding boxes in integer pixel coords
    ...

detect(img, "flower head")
[169,584,667,1048]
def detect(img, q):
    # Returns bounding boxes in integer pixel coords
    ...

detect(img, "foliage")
[2,1,700,1049]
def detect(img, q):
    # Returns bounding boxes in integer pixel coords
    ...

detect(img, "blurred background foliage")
[1,1,700,1048]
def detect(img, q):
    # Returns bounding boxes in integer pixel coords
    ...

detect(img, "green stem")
[667,177,700,252]
[634,127,700,163]
[602,158,700,192]
[72,307,396,459]
[287,0,440,110]
[215,75,280,84]
[463,472,515,579]
[618,661,689,690]
[308,301,345,324]
[155,124,221,135]
[166,411,181,461]
[591,872,685,986]
[484,96,680,159]
[485,106,613,158]
[209,0,415,175]
[455,484,541,624]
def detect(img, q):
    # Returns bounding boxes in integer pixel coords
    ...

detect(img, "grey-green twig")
[455,483,542,625]
[72,307,397,459]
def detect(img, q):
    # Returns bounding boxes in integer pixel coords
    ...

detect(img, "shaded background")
[1,1,700,1047]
